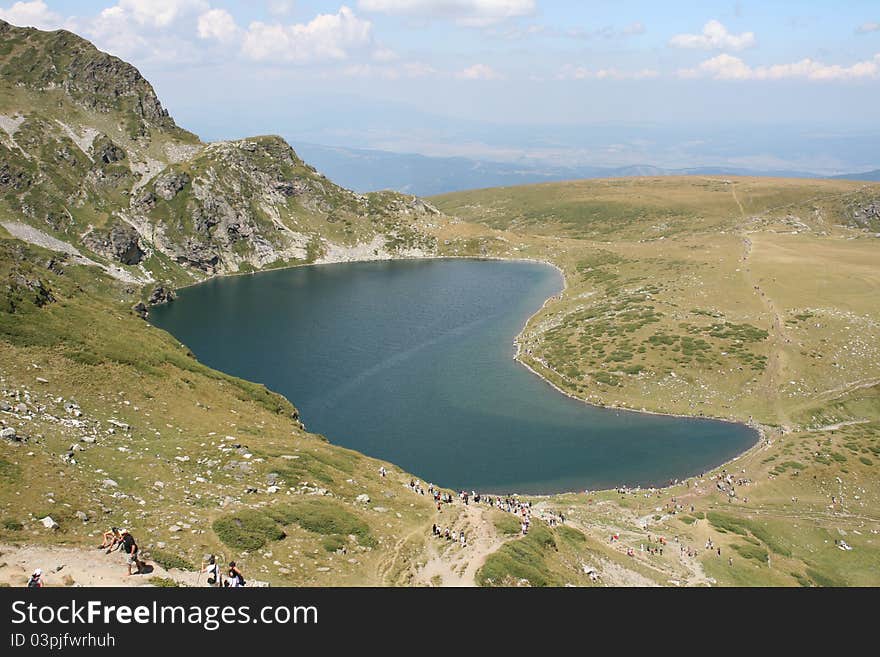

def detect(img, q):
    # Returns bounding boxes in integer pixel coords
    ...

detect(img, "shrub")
[272,500,376,548]
[149,577,180,587]
[213,512,286,551]
[150,549,195,572]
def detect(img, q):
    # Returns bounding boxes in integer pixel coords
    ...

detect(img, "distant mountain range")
[831,170,880,182]
[292,142,852,196]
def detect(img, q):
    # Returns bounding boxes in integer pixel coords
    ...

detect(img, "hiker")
[226,562,246,588]
[99,527,122,553]
[120,529,144,576]
[27,568,43,588]
[203,555,222,586]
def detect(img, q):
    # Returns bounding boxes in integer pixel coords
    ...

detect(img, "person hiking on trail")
[202,555,221,587]
[225,562,246,588]
[99,527,122,553]
[27,569,43,588]
[120,529,144,576]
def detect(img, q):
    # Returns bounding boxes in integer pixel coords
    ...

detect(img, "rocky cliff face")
[0,20,178,136]
[0,20,442,288]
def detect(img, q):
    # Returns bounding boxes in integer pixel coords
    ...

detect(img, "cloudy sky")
[2,0,880,172]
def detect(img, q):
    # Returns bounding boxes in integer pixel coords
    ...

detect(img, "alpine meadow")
[1,7,879,592]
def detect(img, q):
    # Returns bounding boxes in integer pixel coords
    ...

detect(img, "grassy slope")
[432,176,880,586]
[2,23,879,587]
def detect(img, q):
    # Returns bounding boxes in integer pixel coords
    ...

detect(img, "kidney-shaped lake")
[150,259,757,494]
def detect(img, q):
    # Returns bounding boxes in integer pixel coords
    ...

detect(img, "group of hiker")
[201,554,246,587]
[99,527,146,576]
[26,527,247,587]
[432,524,467,547]
[407,475,536,537]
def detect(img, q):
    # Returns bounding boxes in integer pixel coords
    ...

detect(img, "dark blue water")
[150,259,756,494]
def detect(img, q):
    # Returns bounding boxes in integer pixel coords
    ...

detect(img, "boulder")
[40,516,60,530]
[82,223,145,265]
[154,171,190,201]
[147,286,176,306]
[0,427,17,441]
[355,494,370,504]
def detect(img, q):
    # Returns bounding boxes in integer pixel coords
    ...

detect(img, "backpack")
[27,577,40,588]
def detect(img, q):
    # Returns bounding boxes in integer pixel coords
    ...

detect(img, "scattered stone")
[169,525,181,533]
[355,494,370,504]
[1,427,17,441]
[74,511,89,522]
[101,478,118,488]
[40,516,59,530]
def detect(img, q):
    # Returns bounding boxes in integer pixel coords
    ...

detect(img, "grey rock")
[147,286,176,306]
[154,171,190,201]
[94,139,126,165]
[82,222,145,265]
[40,516,60,530]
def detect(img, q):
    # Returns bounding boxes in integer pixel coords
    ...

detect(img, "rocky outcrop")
[92,137,126,165]
[154,171,190,200]
[0,20,178,134]
[171,238,221,273]
[148,285,175,306]
[82,223,145,265]
[4,271,55,312]
[0,20,443,283]
[850,200,880,231]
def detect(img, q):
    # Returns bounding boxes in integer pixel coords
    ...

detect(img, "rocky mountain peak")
[0,19,177,136]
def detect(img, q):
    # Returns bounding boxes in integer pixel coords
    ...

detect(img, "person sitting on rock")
[99,527,122,553]
[120,529,144,576]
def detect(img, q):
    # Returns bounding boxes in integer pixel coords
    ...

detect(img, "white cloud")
[242,6,373,63]
[267,0,295,16]
[678,53,880,81]
[456,63,501,79]
[115,0,208,29]
[669,19,756,50]
[856,21,880,34]
[197,8,238,42]
[0,0,63,29]
[372,46,399,62]
[557,65,659,81]
[342,60,436,79]
[357,0,535,27]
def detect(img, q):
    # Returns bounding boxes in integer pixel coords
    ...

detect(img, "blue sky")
[2,1,879,172]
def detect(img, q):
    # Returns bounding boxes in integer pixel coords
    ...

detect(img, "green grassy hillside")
[1,19,878,587]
